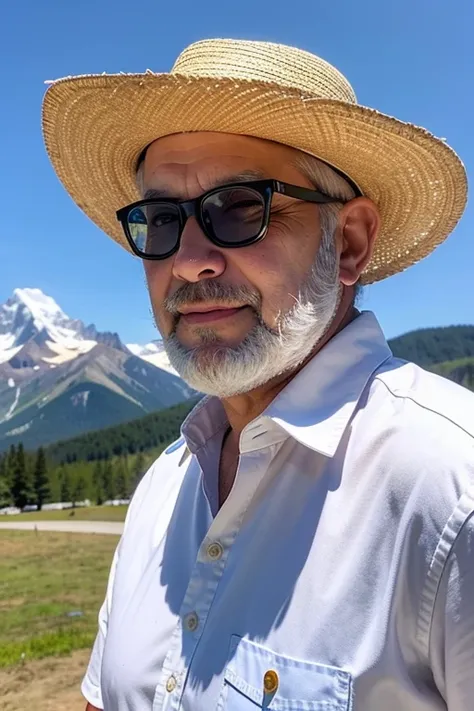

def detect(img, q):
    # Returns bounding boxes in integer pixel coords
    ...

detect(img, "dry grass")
[0,649,90,711]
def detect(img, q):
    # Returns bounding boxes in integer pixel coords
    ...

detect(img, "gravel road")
[0,520,123,535]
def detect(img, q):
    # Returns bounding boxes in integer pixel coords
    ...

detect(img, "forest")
[0,400,197,510]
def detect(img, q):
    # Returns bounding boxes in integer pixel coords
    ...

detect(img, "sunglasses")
[116,179,343,260]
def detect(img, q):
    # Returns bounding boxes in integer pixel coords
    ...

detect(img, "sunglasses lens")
[127,204,180,257]
[125,186,267,258]
[202,186,266,244]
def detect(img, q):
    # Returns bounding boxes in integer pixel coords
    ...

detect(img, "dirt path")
[0,649,90,711]
[0,521,123,535]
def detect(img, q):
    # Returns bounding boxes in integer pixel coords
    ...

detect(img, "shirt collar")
[181,311,392,458]
[262,311,392,456]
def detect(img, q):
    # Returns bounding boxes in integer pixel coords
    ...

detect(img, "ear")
[336,197,380,286]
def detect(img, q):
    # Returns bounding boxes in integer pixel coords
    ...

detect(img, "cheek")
[235,241,308,326]
[270,212,320,263]
[143,262,173,332]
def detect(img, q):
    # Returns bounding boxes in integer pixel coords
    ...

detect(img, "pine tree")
[115,456,130,499]
[102,459,116,501]
[72,474,87,506]
[93,460,104,505]
[60,467,72,503]
[6,445,16,490]
[132,452,146,493]
[33,447,50,511]
[11,443,32,509]
[0,459,11,508]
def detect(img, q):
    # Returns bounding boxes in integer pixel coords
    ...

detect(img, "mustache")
[163,281,262,315]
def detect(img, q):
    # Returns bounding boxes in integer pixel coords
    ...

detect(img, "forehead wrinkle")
[143,169,267,200]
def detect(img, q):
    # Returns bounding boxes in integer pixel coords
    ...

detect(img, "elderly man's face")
[139,131,377,397]
[143,133,326,336]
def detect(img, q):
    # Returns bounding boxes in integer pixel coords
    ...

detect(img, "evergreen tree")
[132,452,146,492]
[11,443,32,509]
[72,474,87,506]
[93,460,104,505]
[115,456,130,499]
[6,445,16,490]
[102,459,116,500]
[60,467,72,502]
[0,470,11,508]
[33,447,50,510]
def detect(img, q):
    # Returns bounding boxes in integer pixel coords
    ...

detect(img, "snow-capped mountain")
[126,340,175,374]
[0,288,96,367]
[0,288,195,451]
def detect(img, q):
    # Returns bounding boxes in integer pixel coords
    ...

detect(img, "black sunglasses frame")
[116,179,343,261]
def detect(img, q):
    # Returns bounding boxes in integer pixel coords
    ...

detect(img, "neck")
[220,290,358,444]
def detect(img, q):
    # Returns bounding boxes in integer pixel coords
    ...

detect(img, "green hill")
[429,357,474,390]
[388,325,474,367]
[46,398,199,464]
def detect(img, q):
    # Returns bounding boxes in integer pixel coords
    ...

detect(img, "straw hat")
[42,38,467,284]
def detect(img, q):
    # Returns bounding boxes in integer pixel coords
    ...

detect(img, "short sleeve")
[429,509,474,709]
[81,539,122,708]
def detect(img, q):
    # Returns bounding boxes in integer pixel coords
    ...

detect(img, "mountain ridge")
[0,288,194,450]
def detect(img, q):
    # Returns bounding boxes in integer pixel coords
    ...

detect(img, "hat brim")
[42,73,467,284]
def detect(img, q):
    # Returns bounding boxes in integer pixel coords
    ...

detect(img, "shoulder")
[366,357,474,463]
[123,436,191,538]
[359,359,474,656]
[359,356,474,527]
[374,356,474,438]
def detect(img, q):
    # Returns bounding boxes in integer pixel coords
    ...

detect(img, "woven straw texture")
[42,39,468,284]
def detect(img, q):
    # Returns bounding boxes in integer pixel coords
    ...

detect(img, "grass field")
[0,530,119,670]
[9,505,128,523]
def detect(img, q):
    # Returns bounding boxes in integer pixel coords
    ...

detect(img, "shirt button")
[207,542,223,560]
[264,669,279,694]
[166,675,177,692]
[184,612,199,632]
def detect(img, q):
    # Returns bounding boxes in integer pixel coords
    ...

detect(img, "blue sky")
[1,0,472,343]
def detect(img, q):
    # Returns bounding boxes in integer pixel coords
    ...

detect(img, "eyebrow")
[143,170,266,200]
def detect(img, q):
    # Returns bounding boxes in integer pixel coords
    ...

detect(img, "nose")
[171,217,226,283]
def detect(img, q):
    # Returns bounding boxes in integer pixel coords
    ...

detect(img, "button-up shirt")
[82,311,474,711]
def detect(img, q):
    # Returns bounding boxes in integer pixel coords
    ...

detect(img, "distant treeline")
[46,398,199,465]
[388,325,474,367]
[0,442,158,510]
[0,399,199,510]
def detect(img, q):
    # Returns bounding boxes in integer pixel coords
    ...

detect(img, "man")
[42,39,473,711]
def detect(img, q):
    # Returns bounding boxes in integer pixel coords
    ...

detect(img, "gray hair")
[291,152,363,304]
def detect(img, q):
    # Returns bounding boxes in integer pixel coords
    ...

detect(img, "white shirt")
[82,311,474,711]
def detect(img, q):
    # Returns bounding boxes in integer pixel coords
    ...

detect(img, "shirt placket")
[152,442,275,711]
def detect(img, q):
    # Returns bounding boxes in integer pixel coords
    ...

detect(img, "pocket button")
[263,669,279,694]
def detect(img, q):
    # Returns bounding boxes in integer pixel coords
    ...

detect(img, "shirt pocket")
[217,636,353,711]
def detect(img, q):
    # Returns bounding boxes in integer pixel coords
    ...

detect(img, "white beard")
[161,224,342,398]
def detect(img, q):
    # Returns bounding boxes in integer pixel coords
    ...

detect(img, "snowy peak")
[127,340,175,374]
[0,288,195,447]
[0,287,87,352]
[12,288,69,328]
[0,287,171,374]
